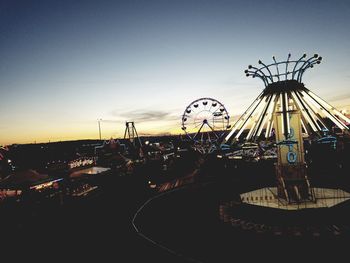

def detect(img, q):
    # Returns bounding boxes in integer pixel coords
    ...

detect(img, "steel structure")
[181,98,230,153]
[124,121,142,148]
[225,54,350,142]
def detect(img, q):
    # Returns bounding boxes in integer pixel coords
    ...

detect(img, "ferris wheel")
[181,98,230,153]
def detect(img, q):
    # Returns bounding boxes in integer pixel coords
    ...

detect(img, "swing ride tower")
[224,54,349,143]
[228,54,350,208]
[219,54,350,238]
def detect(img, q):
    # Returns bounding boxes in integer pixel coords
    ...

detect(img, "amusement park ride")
[124,121,143,148]
[218,54,350,232]
[181,97,230,154]
[224,53,350,142]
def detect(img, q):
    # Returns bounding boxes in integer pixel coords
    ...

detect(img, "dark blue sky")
[1,0,350,144]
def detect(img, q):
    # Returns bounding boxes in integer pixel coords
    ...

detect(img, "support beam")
[224,93,264,142]
[303,91,349,130]
[246,96,270,140]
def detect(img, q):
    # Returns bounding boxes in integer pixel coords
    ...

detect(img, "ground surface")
[1,150,350,262]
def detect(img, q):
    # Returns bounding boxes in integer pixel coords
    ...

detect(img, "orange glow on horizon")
[0,124,185,145]
[1,103,349,146]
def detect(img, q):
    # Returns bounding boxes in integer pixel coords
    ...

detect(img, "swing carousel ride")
[219,54,350,238]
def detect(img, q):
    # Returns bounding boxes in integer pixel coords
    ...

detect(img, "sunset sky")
[1,0,350,145]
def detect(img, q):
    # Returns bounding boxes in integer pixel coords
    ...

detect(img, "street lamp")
[97,119,102,140]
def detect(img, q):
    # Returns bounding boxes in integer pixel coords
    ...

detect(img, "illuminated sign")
[0,189,22,199]
[30,178,63,191]
[274,111,304,165]
[68,157,96,170]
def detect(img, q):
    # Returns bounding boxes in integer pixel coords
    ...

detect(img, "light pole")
[98,119,102,140]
